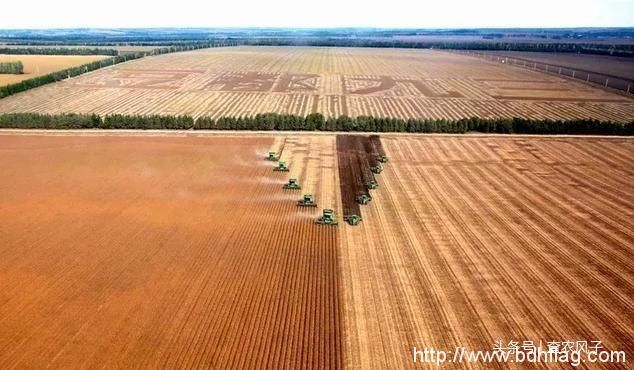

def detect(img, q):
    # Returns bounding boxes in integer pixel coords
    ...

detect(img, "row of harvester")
[268,150,339,226]
[348,154,389,225]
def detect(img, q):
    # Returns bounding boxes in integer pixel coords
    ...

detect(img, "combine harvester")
[316,209,338,226]
[298,193,317,207]
[266,151,279,161]
[343,213,362,225]
[274,160,289,172]
[355,193,372,205]
[283,178,301,190]
[370,164,383,174]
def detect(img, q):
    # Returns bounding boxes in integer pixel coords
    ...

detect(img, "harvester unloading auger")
[298,193,317,207]
[316,209,338,226]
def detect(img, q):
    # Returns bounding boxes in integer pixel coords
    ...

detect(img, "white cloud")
[0,0,632,29]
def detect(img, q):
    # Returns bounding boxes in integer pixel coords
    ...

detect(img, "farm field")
[342,135,634,369]
[0,134,341,369]
[477,51,634,81]
[0,132,633,369]
[0,54,109,86]
[0,46,632,121]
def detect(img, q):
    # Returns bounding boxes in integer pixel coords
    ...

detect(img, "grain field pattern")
[340,135,634,370]
[0,135,342,369]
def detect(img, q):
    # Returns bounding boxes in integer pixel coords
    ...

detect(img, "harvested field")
[0,132,633,369]
[480,51,634,81]
[341,135,634,369]
[0,46,632,121]
[0,54,109,86]
[336,135,384,224]
[0,134,341,369]
[465,50,634,94]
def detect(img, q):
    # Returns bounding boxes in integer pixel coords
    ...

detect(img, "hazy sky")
[1,0,632,29]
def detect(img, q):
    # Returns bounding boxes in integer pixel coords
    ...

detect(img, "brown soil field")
[480,51,634,81]
[0,54,109,86]
[0,132,632,369]
[342,135,634,369]
[0,134,341,369]
[467,50,634,93]
[0,46,632,121]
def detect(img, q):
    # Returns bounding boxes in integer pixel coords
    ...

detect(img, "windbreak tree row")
[1,112,632,135]
[0,42,236,99]
[0,61,24,74]
[0,47,119,56]
[0,54,146,99]
[237,38,634,57]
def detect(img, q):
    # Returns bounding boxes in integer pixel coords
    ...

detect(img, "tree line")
[0,47,119,56]
[0,61,24,74]
[236,38,634,57]
[146,41,239,56]
[1,112,631,135]
[0,53,146,99]
[0,42,237,100]
[4,38,633,57]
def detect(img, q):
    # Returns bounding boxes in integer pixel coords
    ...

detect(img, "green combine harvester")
[283,178,301,190]
[273,160,289,171]
[316,209,338,226]
[356,193,371,205]
[344,214,362,226]
[367,180,378,190]
[370,164,383,174]
[377,155,389,163]
[266,151,279,161]
[297,193,317,207]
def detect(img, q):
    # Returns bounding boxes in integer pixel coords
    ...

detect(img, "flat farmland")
[342,135,634,369]
[0,54,109,86]
[480,51,634,81]
[1,132,632,369]
[0,46,632,121]
[0,134,341,369]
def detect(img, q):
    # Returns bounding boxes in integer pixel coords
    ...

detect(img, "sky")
[0,0,632,29]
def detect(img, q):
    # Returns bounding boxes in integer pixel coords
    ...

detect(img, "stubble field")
[0,46,632,121]
[0,54,109,86]
[1,132,632,369]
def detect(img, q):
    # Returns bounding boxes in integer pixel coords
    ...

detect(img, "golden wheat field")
[0,46,632,121]
[0,54,109,86]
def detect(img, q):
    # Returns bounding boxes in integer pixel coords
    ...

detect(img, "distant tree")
[0,61,24,74]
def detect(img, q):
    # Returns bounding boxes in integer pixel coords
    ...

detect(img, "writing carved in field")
[206,71,279,92]
[75,69,204,89]
[273,73,319,93]
[343,75,463,98]
[204,72,319,93]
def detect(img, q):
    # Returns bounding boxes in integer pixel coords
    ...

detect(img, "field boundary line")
[1,128,633,140]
